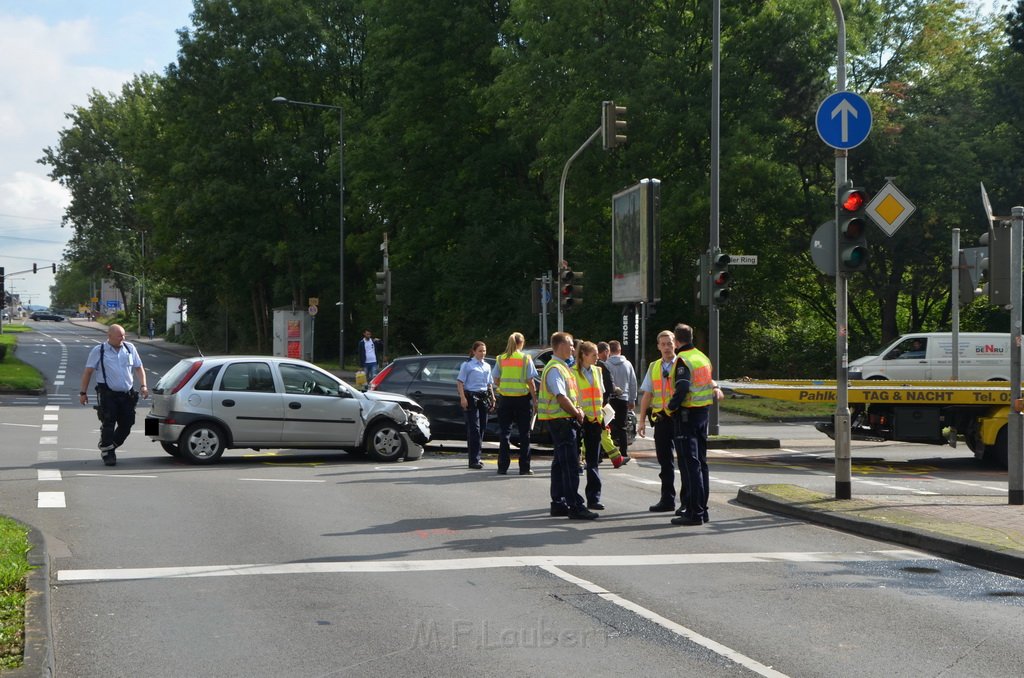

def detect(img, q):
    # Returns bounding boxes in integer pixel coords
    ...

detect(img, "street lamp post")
[273,96,345,370]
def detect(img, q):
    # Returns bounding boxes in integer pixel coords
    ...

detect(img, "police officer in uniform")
[636,330,682,512]
[494,332,538,475]
[539,332,598,520]
[667,323,724,525]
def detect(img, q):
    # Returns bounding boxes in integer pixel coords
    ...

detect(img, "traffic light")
[559,268,584,310]
[710,252,731,305]
[105,263,113,273]
[697,253,711,307]
[0,267,4,290]
[601,100,627,150]
[838,184,869,273]
[957,248,983,306]
[374,270,391,304]
[52,263,56,274]
[33,263,37,274]
[980,225,1012,306]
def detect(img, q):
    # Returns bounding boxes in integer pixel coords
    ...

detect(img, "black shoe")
[568,508,599,520]
[101,450,116,467]
[496,469,508,475]
[587,502,605,510]
[671,514,704,526]
[620,455,632,466]
[550,504,569,517]
[649,502,674,513]
[469,463,483,470]
[519,469,534,476]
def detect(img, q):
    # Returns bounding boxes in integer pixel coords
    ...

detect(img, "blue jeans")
[547,418,584,511]
[364,362,378,381]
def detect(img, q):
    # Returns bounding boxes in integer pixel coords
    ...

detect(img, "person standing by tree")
[78,324,148,466]
[493,332,538,475]
[357,329,384,380]
[457,341,495,470]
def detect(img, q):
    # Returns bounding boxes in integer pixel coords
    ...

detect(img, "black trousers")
[674,407,710,519]
[97,386,137,451]
[497,395,533,472]
[653,417,684,506]
[609,398,629,457]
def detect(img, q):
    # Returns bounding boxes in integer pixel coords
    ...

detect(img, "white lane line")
[56,549,933,582]
[76,473,158,479]
[543,564,788,678]
[238,478,325,483]
[1,423,40,428]
[37,492,66,508]
[709,476,743,487]
[948,479,1007,493]
[43,414,58,421]
[41,424,58,432]
[624,475,661,486]
[38,470,62,481]
[39,436,58,445]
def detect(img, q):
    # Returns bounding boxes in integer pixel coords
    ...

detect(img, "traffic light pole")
[708,0,722,435]
[830,0,853,500]
[557,126,601,332]
[1009,206,1024,506]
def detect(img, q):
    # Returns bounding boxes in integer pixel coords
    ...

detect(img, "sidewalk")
[737,485,1024,579]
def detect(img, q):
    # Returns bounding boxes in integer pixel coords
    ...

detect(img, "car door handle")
[222,399,235,407]
[289,402,301,409]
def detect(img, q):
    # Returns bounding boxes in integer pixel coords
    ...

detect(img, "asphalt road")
[3,322,1024,677]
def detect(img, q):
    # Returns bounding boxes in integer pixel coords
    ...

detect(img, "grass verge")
[720,395,833,421]
[0,517,32,670]
[0,329,45,392]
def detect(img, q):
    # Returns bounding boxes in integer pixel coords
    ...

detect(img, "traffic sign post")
[816,91,872,150]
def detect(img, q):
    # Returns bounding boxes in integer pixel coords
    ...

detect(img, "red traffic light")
[713,271,730,286]
[841,190,866,212]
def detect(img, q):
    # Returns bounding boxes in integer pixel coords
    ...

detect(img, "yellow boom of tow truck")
[720,379,1018,468]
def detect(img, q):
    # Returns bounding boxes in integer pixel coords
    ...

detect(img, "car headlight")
[409,412,431,444]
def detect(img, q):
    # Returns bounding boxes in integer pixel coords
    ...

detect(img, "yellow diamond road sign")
[866,181,915,237]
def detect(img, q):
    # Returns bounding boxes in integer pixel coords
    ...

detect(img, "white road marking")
[57,549,933,582]
[238,478,325,483]
[543,564,788,678]
[948,479,1007,493]
[1,423,40,428]
[43,414,58,421]
[76,473,158,479]
[37,492,66,508]
[624,475,661,486]
[38,470,62,481]
[41,424,58,432]
[38,450,58,461]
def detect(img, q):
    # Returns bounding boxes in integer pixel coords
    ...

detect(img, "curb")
[6,521,53,678]
[736,485,1024,580]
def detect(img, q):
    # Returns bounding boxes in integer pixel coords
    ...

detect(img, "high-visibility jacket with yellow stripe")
[646,358,676,412]
[495,351,530,397]
[574,365,604,422]
[676,347,714,408]
[538,359,579,420]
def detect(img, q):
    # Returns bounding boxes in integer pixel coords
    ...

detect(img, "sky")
[0,1,194,308]
[0,1,1012,309]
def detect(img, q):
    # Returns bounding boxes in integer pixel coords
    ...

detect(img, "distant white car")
[145,356,431,464]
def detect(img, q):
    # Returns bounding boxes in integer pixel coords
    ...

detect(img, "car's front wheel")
[179,422,227,465]
[365,421,407,462]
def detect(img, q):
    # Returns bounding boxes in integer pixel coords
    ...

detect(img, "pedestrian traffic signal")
[838,185,869,273]
[710,252,731,304]
[374,270,391,305]
[559,268,584,309]
[601,100,627,150]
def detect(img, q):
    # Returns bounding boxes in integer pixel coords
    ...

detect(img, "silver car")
[145,356,431,464]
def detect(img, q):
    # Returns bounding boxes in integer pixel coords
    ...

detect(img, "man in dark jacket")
[357,329,384,380]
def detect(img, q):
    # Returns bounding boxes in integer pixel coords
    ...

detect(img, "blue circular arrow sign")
[815,92,872,150]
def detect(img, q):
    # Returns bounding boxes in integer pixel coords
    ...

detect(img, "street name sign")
[730,255,758,265]
[816,92,872,150]
[866,181,915,236]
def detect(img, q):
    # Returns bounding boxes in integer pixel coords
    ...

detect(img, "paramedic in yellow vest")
[636,330,683,513]
[573,340,608,510]
[667,323,724,526]
[493,332,539,475]
[538,332,598,520]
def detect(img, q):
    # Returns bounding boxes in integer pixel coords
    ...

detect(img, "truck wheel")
[983,427,1009,469]
[179,422,226,465]
[365,421,407,462]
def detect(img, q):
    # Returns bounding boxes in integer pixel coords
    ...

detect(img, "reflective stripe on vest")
[678,348,714,408]
[574,366,603,422]
[496,352,530,396]
[646,359,675,412]
[538,360,578,420]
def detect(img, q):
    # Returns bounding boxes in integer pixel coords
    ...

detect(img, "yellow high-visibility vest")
[538,359,579,420]
[677,348,714,408]
[496,351,530,397]
[646,358,676,412]
[574,365,603,422]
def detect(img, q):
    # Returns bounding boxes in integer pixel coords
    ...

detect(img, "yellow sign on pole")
[308,297,319,307]
[866,181,916,237]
